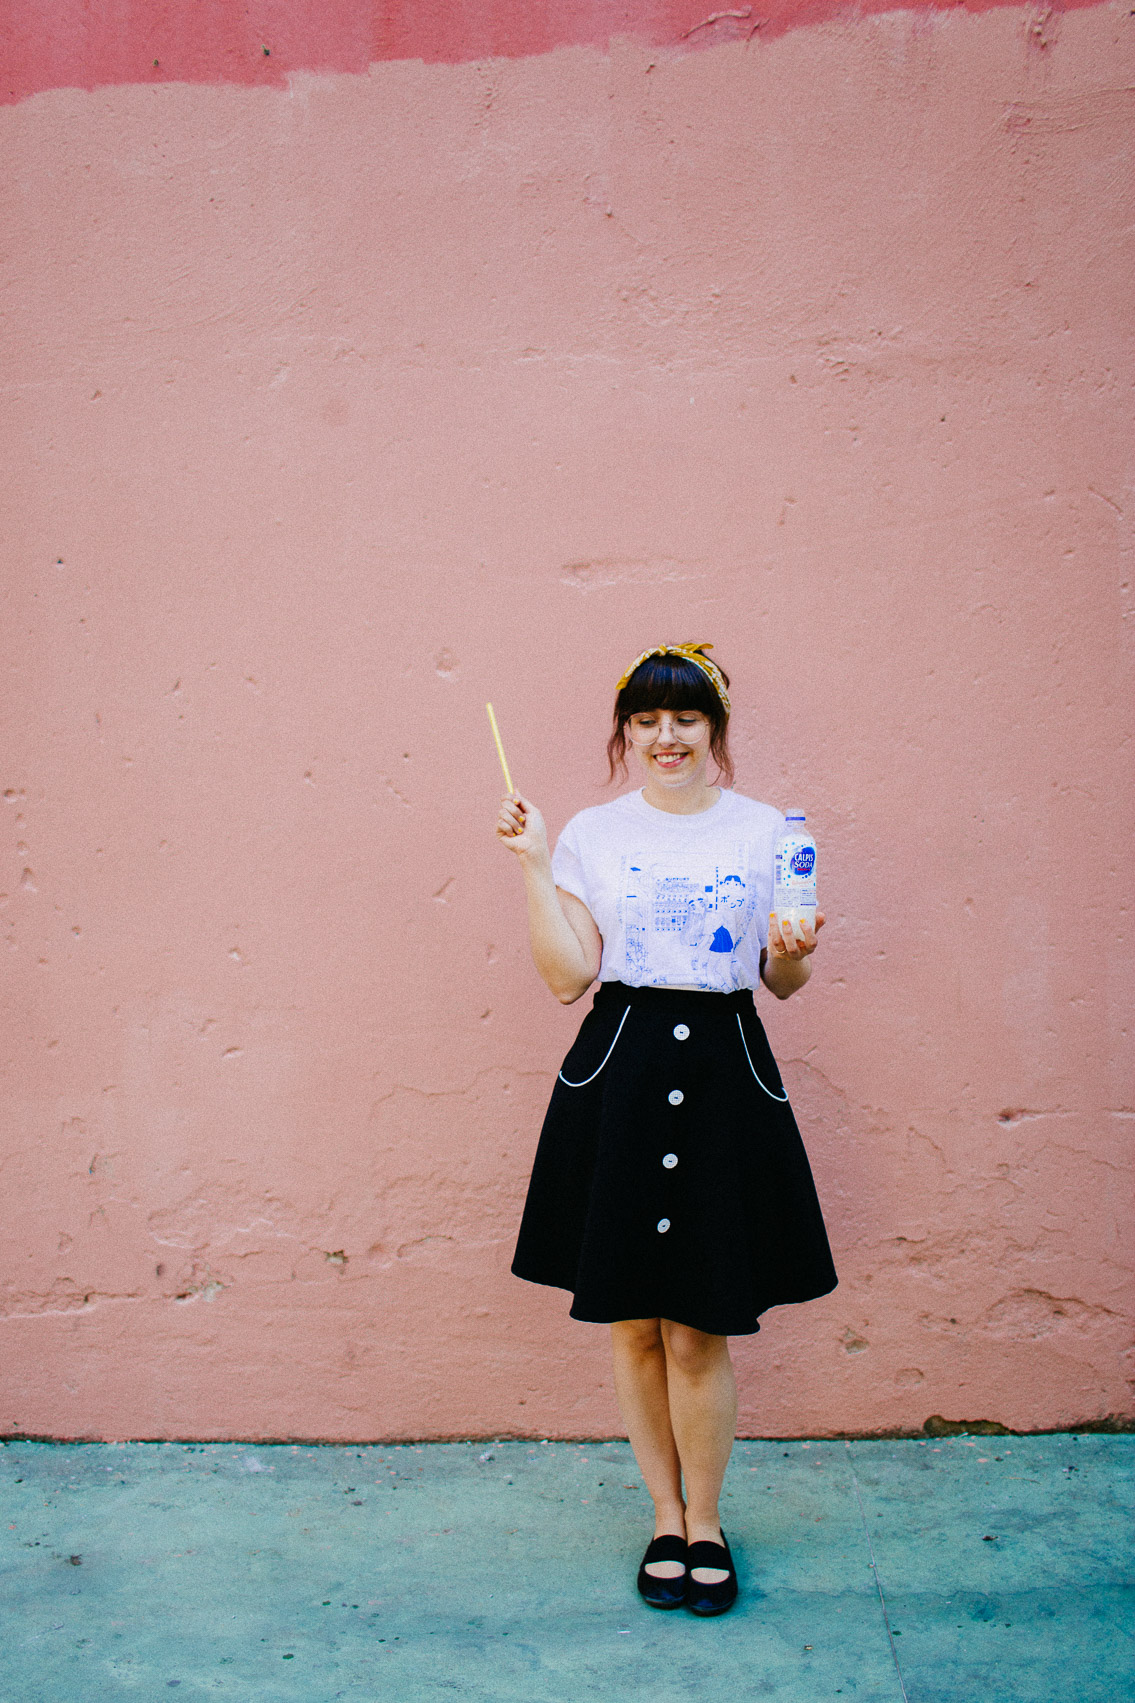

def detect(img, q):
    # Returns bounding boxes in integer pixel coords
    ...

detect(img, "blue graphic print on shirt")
[621,849,755,990]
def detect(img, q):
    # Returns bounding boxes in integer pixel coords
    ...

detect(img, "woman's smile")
[652,747,691,770]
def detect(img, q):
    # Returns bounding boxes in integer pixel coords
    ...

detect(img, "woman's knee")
[663,1321,729,1378]
[611,1317,664,1357]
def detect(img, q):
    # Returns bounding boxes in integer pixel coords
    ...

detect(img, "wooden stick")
[485,702,515,795]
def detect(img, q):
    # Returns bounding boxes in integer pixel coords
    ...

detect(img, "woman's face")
[627,709,712,793]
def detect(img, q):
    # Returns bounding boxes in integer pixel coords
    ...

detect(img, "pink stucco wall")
[1,2,1132,1441]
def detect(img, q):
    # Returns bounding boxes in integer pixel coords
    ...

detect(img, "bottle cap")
[785,811,805,822]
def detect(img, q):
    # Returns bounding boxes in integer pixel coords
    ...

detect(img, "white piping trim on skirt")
[736,1013,790,1102]
[558,1004,632,1087]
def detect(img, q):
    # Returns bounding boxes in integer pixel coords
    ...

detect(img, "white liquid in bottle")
[774,812,817,942]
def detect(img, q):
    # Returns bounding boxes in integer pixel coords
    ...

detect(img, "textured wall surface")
[1,2,1132,1440]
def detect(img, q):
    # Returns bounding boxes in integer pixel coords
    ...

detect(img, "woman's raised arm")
[496,794,602,1004]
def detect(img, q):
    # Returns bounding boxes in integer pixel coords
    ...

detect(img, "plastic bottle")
[774,812,817,942]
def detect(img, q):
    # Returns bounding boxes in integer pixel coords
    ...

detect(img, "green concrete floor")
[1,1434,1131,1702]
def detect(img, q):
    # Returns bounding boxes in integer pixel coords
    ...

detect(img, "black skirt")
[511,981,838,1336]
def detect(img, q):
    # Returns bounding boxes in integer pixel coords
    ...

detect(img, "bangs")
[617,655,722,718]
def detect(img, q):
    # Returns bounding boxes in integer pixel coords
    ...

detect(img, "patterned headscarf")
[615,643,730,714]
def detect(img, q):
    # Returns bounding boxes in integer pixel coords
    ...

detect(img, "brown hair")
[607,652,733,785]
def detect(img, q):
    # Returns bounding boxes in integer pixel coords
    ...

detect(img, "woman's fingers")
[495,793,551,863]
[768,912,824,958]
[495,793,533,843]
[768,912,792,957]
[796,912,825,953]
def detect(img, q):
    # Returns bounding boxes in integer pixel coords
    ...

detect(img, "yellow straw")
[485,702,515,795]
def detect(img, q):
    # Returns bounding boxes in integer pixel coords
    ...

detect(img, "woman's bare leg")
[661,1322,737,1581]
[610,1318,686,1577]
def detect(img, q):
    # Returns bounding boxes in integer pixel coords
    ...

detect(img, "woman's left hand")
[762,912,825,999]
[767,911,825,962]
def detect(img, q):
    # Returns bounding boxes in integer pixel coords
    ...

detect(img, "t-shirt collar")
[626,787,733,822]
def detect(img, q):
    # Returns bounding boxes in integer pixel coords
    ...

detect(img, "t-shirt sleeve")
[756,809,787,953]
[551,815,589,906]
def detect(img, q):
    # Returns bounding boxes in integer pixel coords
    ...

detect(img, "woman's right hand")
[495,793,549,861]
[495,794,600,1000]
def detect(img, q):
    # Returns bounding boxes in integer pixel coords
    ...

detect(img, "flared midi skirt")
[511,981,838,1336]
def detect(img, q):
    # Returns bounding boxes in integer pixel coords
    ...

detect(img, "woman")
[495,643,837,1616]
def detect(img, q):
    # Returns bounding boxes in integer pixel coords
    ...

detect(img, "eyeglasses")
[625,711,711,746]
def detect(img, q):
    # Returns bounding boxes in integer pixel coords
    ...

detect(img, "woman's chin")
[648,761,700,787]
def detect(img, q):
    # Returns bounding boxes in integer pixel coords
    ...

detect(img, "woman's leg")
[661,1322,737,1580]
[610,1319,686,1576]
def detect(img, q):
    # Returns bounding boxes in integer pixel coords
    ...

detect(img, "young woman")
[495,643,837,1616]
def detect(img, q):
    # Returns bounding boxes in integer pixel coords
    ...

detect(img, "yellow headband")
[616,643,731,714]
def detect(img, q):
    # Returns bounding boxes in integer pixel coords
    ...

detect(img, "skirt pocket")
[558,1002,632,1088]
[735,1012,788,1103]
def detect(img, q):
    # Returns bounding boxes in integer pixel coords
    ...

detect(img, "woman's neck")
[640,778,722,816]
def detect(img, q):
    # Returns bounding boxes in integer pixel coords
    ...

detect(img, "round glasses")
[625,710,711,746]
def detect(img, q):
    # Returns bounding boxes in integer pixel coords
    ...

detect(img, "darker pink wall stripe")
[0,0,1103,105]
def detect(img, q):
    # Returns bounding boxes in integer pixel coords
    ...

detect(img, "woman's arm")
[760,912,825,1000]
[496,794,602,1004]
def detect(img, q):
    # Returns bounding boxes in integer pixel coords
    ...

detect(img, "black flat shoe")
[637,1534,688,1609]
[685,1534,738,1616]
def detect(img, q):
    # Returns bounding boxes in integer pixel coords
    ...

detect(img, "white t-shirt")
[552,788,785,993]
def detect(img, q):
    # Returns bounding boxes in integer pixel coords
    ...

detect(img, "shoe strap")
[687,1539,731,1569]
[642,1534,688,1565]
